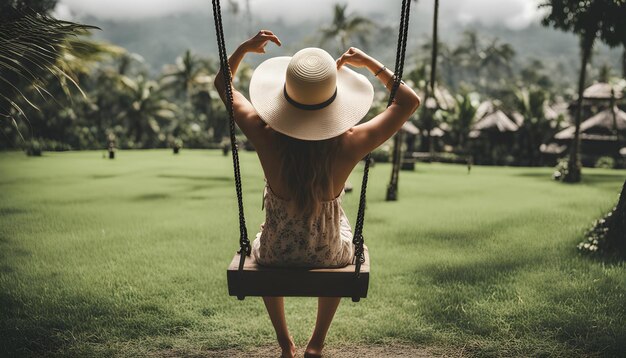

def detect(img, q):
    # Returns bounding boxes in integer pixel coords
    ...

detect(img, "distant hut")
[568,82,625,125]
[401,121,420,151]
[418,86,456,111]
[468,108,519,165]
[400,122,419,170]
[583,82,624,101]
[554,106,626,165]
[474,101,496,122]
[469,110,518,138]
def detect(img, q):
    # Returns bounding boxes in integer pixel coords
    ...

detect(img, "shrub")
[25,140,42,156]
[552,156,569,181]
[595,156,615,169]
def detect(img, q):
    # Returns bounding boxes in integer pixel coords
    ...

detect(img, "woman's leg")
[262,297,296,357]
[306,297,341,356]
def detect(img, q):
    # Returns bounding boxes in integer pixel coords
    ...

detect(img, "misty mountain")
[82,9,622,84]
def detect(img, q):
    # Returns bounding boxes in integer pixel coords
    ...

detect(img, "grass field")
[1,149,625,357]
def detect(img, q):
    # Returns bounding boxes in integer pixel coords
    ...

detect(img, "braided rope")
[211,0,250,270]
[352,0,412,277]
[388,0,412,193]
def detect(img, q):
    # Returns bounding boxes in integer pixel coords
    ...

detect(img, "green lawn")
[1,149,625,357]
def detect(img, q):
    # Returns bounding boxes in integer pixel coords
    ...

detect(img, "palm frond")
[0,7,98,122]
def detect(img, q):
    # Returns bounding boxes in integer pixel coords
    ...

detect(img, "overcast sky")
[55,0,544,30]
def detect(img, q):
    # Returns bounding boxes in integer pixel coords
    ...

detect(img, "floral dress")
[251,185,354,268]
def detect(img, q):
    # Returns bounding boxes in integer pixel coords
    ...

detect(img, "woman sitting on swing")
[215,30,420,358]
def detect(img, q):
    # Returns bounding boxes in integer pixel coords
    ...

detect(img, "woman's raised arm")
[213,30,281,141]
[336,47,421,162]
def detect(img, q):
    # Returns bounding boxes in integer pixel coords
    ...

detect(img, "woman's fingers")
[336,52,355,68]
[257,30,281,46]
[264,34,281,46]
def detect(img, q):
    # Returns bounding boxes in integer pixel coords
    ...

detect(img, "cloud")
[441,0,542,29]
[57,0,209,20]
[56,0,542,29]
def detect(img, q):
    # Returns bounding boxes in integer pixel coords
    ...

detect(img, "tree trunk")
[610,90,620,157]
[385,132,402,201]
[386,132,403,201]
[565,36,593,183]
[428,0,439,160]
[430,0,439,96]
[622,47,626,79]
[134,116,143,146]
[607,179,626,257]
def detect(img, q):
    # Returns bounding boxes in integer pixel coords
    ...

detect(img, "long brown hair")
[277,132,340,217]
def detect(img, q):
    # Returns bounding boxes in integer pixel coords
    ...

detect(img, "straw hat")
[249,47,374,141]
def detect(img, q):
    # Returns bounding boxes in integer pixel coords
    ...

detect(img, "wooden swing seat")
[227,249,369,301]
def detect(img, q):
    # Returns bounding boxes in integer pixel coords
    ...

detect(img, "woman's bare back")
[253,126,357,201]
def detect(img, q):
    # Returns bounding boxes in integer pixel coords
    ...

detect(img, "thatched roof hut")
[474,101,496,121]
[512,102,569,128]
[419,86,456,111]
[583,82,624,100]
[555,107,626,141]
[401,121,419,135]
[469,110,519,138]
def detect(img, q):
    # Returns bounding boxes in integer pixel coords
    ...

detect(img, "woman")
[215,30,420,358]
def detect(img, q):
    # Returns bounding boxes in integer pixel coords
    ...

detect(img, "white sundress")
[251,185,354,268]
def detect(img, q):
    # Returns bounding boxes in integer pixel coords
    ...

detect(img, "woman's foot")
[304,339,324,358]
[279,336,296,358]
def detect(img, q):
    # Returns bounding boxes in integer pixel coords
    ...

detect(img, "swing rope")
[352,0,411,277]
[211,0,412,276]
[212,0,250,271]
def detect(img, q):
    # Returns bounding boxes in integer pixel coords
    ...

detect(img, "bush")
[595,156,615,169]
[552,156,569,181]
[24,140,42,156]
[436,152,464,164]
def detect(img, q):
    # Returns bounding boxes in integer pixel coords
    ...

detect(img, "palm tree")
[161,50,212,102]
[0,6,96,125]
[422,0,440,156]
[541,0,626,182]
[451,30,482,87]
[118,76,178,148]
[513,86,558,166]
[452,91,478,153]
[480,39,515,93]
[320,4,374,52]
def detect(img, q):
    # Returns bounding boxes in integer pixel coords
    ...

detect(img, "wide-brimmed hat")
[249,47,374,141]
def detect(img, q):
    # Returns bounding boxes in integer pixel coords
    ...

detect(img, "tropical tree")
[519,59,554,90]
[117,76,178,148]
[161,50,212,102]
[513,86,562,166]
[0,5,95,128]
[480,39,516,94]
[419,0,440,157]
[451,30,483,88]
[320,4,374,52]
[541,0,626,182]
[451,91,478,153]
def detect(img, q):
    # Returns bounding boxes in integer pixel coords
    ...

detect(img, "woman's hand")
[241,30,282,54]
[336,47,374,69]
